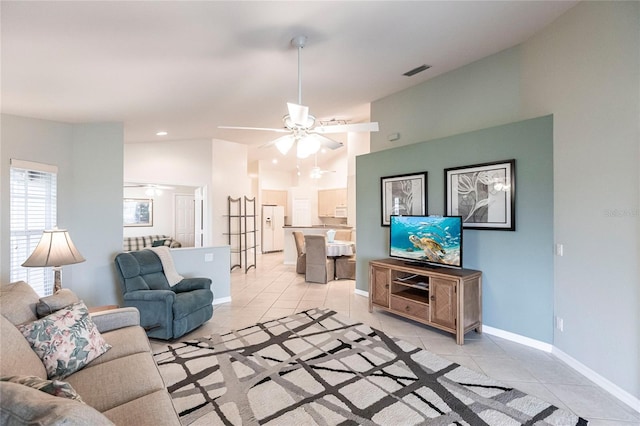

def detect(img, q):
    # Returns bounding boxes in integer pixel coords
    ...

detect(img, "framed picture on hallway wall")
[123,198,153,227]
[444,159,515,230]
[380,172,428,226]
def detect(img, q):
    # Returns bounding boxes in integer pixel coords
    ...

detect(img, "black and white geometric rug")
[153,308,587,425]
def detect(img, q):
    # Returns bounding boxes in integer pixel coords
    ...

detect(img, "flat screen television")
[389,215,463,269]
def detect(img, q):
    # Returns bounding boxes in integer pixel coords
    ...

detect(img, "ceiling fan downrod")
[291,35,307,106]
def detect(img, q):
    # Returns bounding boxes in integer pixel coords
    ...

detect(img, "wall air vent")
[403,64,431,77]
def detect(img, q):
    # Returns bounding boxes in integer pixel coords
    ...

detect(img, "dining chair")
[334,230,352,241]
[292,231,306,274]
[335,255,356,280]
[304,235,335,284]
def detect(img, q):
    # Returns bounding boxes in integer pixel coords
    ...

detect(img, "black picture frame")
[380,172,428,226]
[444,159,515,230]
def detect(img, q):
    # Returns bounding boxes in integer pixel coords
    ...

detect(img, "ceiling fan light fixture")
[274,135,295,155]
[296,135,321,159]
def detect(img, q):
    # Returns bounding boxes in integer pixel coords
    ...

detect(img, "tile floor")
[157,252,640,425]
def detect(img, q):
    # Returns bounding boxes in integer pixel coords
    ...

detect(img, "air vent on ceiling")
[403,64,431,77]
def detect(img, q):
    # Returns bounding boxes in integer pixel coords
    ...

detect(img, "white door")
[175,194,195,247]
[292,198,311,226]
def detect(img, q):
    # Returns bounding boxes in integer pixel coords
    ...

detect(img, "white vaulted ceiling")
[1,1,577,168]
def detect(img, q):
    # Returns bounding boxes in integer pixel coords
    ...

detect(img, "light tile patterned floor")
[157,252,640,425]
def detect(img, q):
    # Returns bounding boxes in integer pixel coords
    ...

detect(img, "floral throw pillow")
[17,301,112,380]
[1,375,84,402]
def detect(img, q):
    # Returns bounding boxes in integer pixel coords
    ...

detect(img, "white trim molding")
[483,325,553,353]
[483,325,640,414]
[552,347,640,414]
[354,289,369,298]
[213,296,231,305]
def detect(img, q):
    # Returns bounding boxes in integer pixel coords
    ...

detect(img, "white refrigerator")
[262,205,285,253]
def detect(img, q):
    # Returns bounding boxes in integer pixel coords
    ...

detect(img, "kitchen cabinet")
[261,190,287,212]
[318,188,347,217]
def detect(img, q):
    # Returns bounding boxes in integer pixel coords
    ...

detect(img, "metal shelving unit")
[225,195,257,273]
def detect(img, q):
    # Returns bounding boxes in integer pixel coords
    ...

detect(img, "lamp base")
[53,267,62,293]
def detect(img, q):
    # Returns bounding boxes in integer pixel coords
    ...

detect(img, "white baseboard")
[483,325,553,352]
[552,346,640,413]
[354,289,369,298]
[483,325,640,414]
[213,296,231,305]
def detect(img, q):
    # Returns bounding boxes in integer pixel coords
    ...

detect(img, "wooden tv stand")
[369,258,482,345]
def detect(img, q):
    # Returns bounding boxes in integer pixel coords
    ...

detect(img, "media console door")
[368,258,482,345]
[430,278,456,330]
[370,264,391,308]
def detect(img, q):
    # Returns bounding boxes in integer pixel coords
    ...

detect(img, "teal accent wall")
[356,115,554,342]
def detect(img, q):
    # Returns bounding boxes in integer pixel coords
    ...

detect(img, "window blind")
[10,159,58,297]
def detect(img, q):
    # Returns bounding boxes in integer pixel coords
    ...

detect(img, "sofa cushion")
[18,302,112,380]
[87,325,151,367]
[65,352,166,413]
[0,381,114,426]
[1,375,84,402]
[0,315,47,379]
[0,281,39,325]
[35,289,80,318]
[102,389,181,426]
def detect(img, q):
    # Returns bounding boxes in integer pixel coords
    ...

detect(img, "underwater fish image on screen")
[390,216,462,267]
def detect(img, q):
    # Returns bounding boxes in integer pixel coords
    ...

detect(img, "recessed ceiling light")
[272,159,278,164]
[156,131,168,136]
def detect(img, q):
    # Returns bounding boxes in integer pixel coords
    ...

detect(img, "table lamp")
[22,228,86,293]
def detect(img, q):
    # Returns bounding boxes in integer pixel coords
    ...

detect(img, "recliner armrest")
[172,277,212,293]
[90,307,140,333]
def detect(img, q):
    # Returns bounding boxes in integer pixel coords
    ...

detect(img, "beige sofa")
[0,281,180,425]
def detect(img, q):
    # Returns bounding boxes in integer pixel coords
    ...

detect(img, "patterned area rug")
[154,308,587,425]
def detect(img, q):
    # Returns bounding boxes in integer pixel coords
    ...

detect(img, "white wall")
[122,185,197,238]
[124,138,253,247]
[521,1,639,401]
[124,139,212,187]
[371,1,639,401]
[171,246,231,302]
[1,115,124,306]
[211,139,252,246]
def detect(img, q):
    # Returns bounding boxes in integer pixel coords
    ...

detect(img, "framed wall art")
[444,159,515,230]
[123,198,153,227]
[380,172,428,226]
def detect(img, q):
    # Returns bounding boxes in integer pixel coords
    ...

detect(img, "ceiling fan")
[219,35,379,158]
[124,183,175,196]
[309,154,336,179]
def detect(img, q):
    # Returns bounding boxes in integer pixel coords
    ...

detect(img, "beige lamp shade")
[22,228,85,293]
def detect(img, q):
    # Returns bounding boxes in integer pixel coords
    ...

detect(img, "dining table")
[326,240,355,257]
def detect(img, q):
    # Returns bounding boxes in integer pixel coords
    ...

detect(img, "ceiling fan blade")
[287,103,309,126]
[313,134,344,150]
[218,125,289,133]
[313,122,379,134]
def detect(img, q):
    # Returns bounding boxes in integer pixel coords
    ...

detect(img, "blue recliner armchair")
[114,249,213,340]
